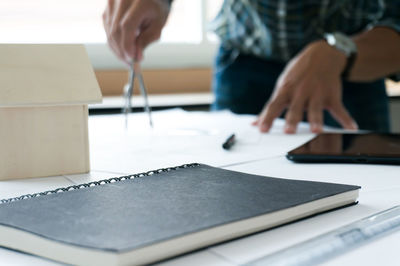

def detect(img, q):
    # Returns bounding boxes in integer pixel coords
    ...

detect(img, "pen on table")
[222,134,236,150]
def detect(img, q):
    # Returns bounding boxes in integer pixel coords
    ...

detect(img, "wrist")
[310,40,347,76]
[324,33,358,79]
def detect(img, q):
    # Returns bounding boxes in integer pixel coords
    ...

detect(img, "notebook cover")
[0,164,360,253]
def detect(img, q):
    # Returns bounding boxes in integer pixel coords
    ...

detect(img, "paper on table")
[209,188,400,265]
[89,109,318,174]
[225,156,400,192]
[0,247,58,266]
[0,176,73,200]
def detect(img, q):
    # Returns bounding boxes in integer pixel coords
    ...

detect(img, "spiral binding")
[0,163,200,205]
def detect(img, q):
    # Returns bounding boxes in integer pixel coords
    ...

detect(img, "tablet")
[286,133,400,164]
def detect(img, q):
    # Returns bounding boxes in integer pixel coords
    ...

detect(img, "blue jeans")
[212,46,390,132]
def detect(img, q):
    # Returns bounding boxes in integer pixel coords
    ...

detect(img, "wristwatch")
[324,32,357,79]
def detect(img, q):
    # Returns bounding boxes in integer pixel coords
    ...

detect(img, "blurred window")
[0,0,223,44]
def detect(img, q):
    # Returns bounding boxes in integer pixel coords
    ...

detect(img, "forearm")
[349,27,400,82]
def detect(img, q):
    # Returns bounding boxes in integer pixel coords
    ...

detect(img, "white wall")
[85,43,217,70]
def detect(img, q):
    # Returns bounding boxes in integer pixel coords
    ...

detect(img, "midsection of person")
[211,0,397,132]
[103,0,400,134]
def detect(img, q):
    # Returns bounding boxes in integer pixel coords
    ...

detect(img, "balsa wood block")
[0,44,101,180]
[0,44,102,107]
[0,106,90,180]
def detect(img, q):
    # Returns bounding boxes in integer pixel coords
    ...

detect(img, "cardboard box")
[0,44,102,180]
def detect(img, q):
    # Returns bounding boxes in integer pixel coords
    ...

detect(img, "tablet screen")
[287,133,400,163]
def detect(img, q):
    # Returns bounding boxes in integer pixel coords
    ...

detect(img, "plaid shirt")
[211,0,400,63]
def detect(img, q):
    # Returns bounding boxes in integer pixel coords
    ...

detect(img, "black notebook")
[0,164,360,266]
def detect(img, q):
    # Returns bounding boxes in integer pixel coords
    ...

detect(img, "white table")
[1,109,399,266]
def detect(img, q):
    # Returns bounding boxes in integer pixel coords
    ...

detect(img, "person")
[103,0,400,134]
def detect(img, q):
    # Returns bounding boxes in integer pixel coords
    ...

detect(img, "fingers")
[112,0,140,62]
[307,99,323,133]
[329,103,358,131]
[103,0,115,32]
[103,0,114,26]
[255,97,288,133]
[120,3,143,61]
[284,96,306,134]
[103,0,116,52]
[103,0,131,62]
[103,0,166,63]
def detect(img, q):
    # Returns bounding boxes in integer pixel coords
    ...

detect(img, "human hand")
[103,0,170,63]
[253,40,359,134]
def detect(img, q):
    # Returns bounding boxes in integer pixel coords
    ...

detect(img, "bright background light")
[0,0,222,44]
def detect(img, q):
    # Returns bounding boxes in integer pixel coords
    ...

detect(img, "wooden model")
[0,44,102,180]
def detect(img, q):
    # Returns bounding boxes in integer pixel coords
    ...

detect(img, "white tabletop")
[1,109,399,266]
